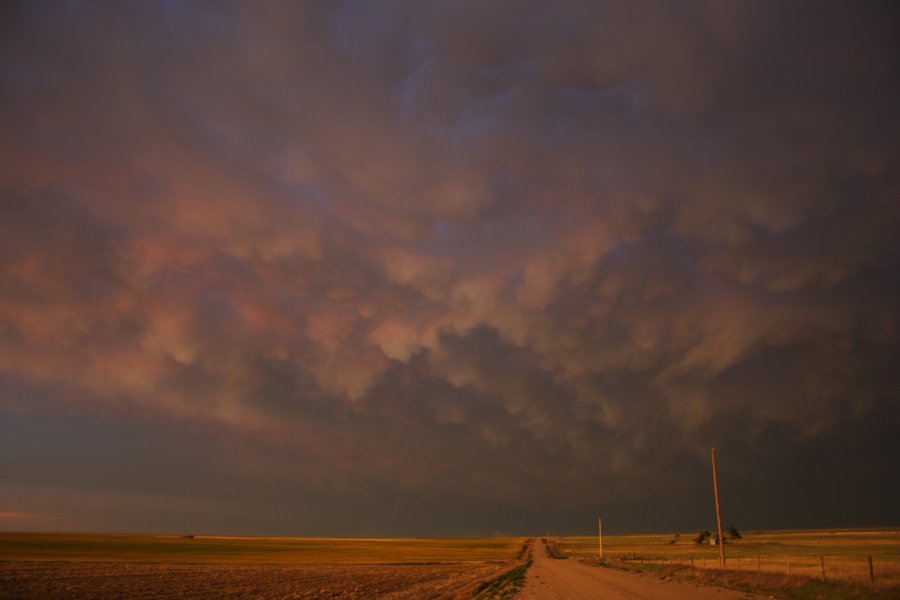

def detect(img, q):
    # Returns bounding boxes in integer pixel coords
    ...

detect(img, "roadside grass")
[476,557,533,599]
[0,533,525,565]
[598,559,898,600]
[557,529,900,587]
[544,538,569,560]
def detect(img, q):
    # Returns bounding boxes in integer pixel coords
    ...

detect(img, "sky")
[1,1,898,537]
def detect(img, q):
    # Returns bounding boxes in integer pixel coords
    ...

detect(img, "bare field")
[556,528,900,587]
[0,560,521,599]
[0,534,528,599]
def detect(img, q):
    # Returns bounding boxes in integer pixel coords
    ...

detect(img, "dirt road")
[519,540,766,600]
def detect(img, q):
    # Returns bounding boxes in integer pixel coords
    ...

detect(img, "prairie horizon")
[4,528,899,598]
[3,526,898,560]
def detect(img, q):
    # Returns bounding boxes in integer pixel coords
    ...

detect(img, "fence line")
[610,552,890,584]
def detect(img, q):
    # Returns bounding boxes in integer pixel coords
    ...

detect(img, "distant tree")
[694,530,711,545]
[726,525,742,541]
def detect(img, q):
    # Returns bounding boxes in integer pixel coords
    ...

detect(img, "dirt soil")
[0,560,514,599]
[519,539,769,600]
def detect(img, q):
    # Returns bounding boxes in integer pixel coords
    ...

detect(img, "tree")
[694,530,711,545]
[726,525,742,541]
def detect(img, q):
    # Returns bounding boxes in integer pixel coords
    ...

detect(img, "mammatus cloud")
[1,1,898,535]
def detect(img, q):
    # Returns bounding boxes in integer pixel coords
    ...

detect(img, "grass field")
[0,533,526,564]
[555,529,900,587]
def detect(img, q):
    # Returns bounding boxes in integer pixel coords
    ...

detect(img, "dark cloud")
[1,0,898,535]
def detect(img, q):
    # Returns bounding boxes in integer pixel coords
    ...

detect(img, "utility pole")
[598,517,603,559]
[712,447,726,567]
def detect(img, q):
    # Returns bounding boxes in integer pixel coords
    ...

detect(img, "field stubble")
[0,534,529,599]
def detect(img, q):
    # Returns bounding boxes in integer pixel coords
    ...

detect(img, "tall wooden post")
[598,517,603,559]
[711,448,726,567]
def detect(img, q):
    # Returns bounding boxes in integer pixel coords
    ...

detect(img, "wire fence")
[609,552,896,585]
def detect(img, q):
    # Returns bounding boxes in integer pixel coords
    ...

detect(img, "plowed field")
[0,560,515,599]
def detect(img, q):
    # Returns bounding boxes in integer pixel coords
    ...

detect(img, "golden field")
[0,533,524,564]
[557,528,900,586]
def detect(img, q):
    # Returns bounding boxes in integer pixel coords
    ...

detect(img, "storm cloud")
[1,1,898,536]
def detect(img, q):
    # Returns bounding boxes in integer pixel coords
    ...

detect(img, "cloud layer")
[1,1,898,535]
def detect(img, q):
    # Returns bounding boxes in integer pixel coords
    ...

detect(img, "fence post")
[691,555,694,568]
[820,555,826,580]
[787,557,791,576]
[757,555,761,573]
[869,556,874,584]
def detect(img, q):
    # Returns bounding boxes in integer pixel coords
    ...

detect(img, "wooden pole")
[598,517,603,559]
[868,556,874,583]
[711,448,726,567]
[820,555,826,580]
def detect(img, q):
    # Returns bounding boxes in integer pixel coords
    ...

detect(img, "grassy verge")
[476,558,532,599]
[544,539,568,559]
[594,558,899,600]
